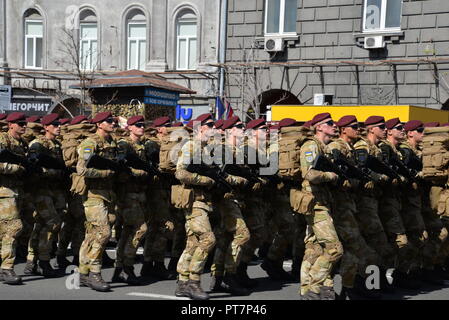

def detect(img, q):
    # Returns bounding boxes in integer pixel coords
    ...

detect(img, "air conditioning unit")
[364,35,385,49]
[264,38,285,52]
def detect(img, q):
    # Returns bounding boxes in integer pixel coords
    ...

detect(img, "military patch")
[83,148,92,160]
[305,151,314,163]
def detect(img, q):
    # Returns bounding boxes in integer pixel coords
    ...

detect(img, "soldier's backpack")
[422,126,449,184]
[159,127,188,174]
[61,123,96,168]
[278,126,313,181]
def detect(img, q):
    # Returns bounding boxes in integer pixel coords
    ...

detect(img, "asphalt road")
[1,249,449,300]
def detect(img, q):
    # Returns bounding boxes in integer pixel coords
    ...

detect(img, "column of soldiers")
[0,110,449,301]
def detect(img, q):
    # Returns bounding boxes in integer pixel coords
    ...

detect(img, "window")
[25,19,43,69]
[127,24,146,70]
[265,0,297,35]
[363,0,402,32]
[80,23,98,70]
[176,13,197,70]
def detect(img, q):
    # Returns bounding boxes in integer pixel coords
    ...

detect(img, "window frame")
[362,0,402,33]
[127,22,147,70]
[79,22,98,71]
[176,17,198,71]
[264,0,297,36]
[24,19,43,69]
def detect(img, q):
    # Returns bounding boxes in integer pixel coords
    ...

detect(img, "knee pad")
[324,241,344,262]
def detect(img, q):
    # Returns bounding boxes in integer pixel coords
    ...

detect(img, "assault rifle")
[28,152,68,171]
[122,152,161,177]
[354,149,401,181]
[0,148,35,173]
[85,154,128,173]
[330,149,373,182]
[187,163,233,193]
[312,154,350,185]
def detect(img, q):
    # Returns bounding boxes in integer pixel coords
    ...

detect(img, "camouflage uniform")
[26,136,66,263]
[115,136,149,268]
[299,138,343,296]
[326,138,379,289]
[76,133,117,275]
[175,139,216,282]
[0,132,27,270]
[353,138,395,269]
[378,139,415,273]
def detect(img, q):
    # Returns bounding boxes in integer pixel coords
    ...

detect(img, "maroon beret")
[278,118,297,128]
[303,120,312,129]
[7,112,26,123]
[91,112,113,124]
[424,122,440,128]
[270,124,280,131]
[26,115,41,123]
[41,113,60,126]
[70,115,88,125]
[153,116,171,127]
[246,119,266,130]
[214,119,225,129]
[127,115,145,126]
[311,113,332,126]
[336,115,357,128]
[222,116,241,130]
[364,116,385,127]
[404,120,423,132]
[60,118,70,125]
[0,113,7,121]
[172,122,184,127]
[385,118,401,130]
[196,113,214,126]
[441,123,449,127]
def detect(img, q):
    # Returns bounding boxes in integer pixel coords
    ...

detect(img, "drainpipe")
[218,0,228,100]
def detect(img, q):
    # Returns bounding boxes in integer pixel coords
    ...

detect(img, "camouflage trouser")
[401,188,428,272]
[300,203,343,295]
[170,208,186,259]
[143,188,172,263]
[211,198,250,276]
[116,192,148,268]
[333,191,379,288]
[379,194,416,273]
[241,196,267,264]
[27,191,64,262]
[266,193,295,262]
[356,193,395,268]
[177,201,216,282]
[0,196,23,269]
[79,196,116,274]
[293,214,307,263]
[17,192,35,249]
[56,194,85,257]
[428,186,449,266]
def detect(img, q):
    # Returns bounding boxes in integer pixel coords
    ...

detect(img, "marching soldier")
[24,113,65,278]
[76,111,118,292]
[0,112,28,285]
[298,113,343,300]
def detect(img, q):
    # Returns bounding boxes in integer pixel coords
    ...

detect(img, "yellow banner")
[271,105,449,123]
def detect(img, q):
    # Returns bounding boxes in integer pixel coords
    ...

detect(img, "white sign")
[0,85,11,113]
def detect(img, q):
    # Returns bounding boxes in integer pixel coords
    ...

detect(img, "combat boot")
[301,290,321,300]
[236,263,258,289]
[274,260,296,282]
[23,260,39,275]
[434,266,449,280]
[186,280,209,300]
[175,280,190,297]
[152,261,176,280]
[320,286,336,300]
[392,270,421,290]
[261,258,282,280]
[209,275,224,292]
[379,268,395,294]
[123,266,142,286]
[111,267,127,283]
[167,257,179,278]
[38,260,58,278]
[56,255,71,270]
[88,272,111,292]
[221,274,250,296]
[353,275,382,299]
[290,257,301,281]
[420,269,444,285]
[140,261,154,278]
[0,269,22,285]
[79,273,89,287]
[72,255,79,266]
